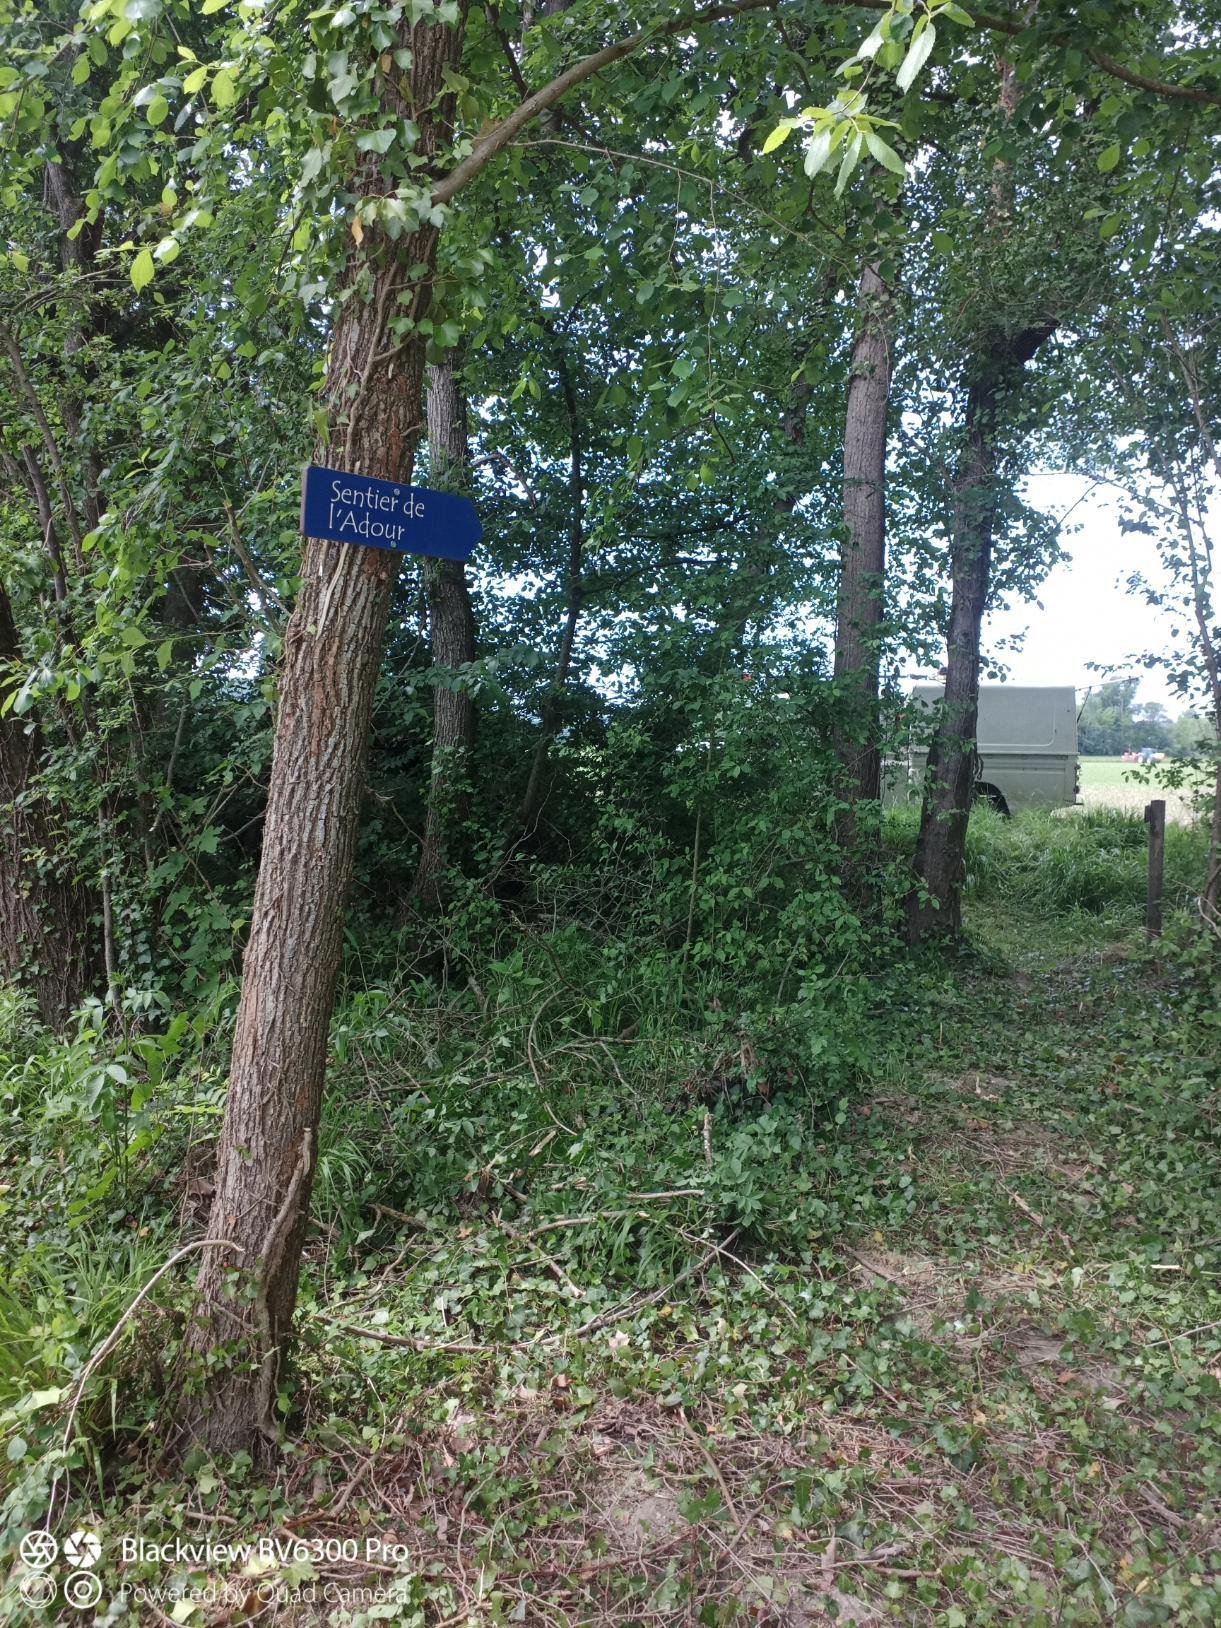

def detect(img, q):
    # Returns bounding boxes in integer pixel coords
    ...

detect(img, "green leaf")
[803,126,834,178]
[356,126,396,154]
[942,4,974,24]
[931,228,954,253]
[864,128,905,176]
[896,21,936,93]
[1097,142,1121,172]
[131,247,155,291]
[856,26,885,61]
[201,0,229,13]
[211,68,237,108]
[6,1437,27,1462]
[146,92,169,126]
[183,65,208,93]
[761,121,794,154]
[24,1388,63,1411]
[834,133,863,197]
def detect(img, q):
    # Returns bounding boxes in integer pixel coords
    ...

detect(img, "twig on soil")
[998,1182,1073,1251]
[679,1405,744,1533]
[566,1235,733,1340]
[335,1322,495,1354]
[846,1247,908,1288]
[1147,1318,1221,1344]
[674,1226,798,1325]
[493,1213,584,1298]
[371,1202,427,1229]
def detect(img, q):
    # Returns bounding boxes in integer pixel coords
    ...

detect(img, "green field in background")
[1077,756,1208,822]
[1079,756,1164,790]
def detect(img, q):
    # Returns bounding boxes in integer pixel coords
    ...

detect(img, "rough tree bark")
[833,260,893,804]
[0,576,95,1025]
[182,8,469,1461]
[904,325,1052,943]
[411,360,478,907]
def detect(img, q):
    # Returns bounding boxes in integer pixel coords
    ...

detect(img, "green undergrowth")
[959,803,1207,916]
[0,810,1217,1623]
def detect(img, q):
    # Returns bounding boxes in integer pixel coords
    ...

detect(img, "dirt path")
[277,916,1218,1624]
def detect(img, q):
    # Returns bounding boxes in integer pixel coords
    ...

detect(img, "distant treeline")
[1078,680,1211,757]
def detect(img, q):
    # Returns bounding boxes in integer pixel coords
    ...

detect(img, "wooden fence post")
[1144,798,1166,939]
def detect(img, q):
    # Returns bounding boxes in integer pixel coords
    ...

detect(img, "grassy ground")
[1078,759,1207,825]
[2,819,1217,1625]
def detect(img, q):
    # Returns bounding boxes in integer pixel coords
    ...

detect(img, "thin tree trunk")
[905,317,1053,943]
[517,354,583,836]
[833,260,893,804]
[1206,760,1221,919]
[182,7,468,1463]
[905,367,1000,942]
[411,361,477,908]
[905,46,1053,943]
[1168,469,1221,916]
[0,577,95,1025]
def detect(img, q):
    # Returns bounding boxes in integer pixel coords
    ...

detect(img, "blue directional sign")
[300,464,481,562]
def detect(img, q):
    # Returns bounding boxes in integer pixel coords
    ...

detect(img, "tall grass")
[962,806,1208,915]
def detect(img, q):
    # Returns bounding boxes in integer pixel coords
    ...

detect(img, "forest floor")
[49,893,1216,1628]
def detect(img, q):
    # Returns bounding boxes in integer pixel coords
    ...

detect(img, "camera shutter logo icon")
[64,1529,102,1568]
[19,1530,58,1570]
[19,1573,57,1607]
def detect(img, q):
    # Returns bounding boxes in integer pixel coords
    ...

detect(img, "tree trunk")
[411,361,478,908]
[833,260,893,804]
[1205,759,1221,919]
[905,320,1052,943]
[904,368,1000,942]
[1158,443,1221,919]
[0,578,95,1026]
[516,353,584,836]
[182,8,468,1462]
[905,46,1053,943]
